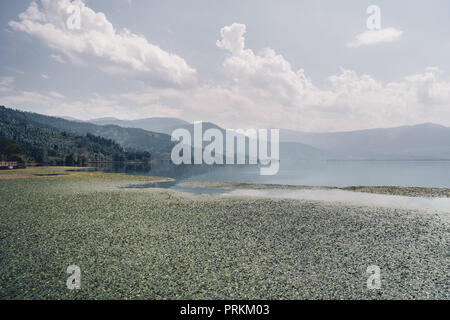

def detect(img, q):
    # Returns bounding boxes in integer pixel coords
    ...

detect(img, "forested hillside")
[0,106,151,166]
[0,106,173,158]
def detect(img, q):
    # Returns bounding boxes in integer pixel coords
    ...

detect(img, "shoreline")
[0,171,449,299]
[179,181,450,198]
[2,166,449,198]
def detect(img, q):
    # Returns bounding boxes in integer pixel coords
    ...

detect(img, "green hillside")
[0,106,152,166]
[0,106,174,159]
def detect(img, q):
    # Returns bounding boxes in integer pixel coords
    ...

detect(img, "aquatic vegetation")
[0,172,448,299]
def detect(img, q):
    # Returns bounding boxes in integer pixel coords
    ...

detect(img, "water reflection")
[88,160,230,180]
[121,179,231,195]
[88,160,450,188]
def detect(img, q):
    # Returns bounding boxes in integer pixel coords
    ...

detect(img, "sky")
[0,0,449,132]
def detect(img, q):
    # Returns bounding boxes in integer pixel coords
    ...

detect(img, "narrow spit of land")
[180,181,450,198]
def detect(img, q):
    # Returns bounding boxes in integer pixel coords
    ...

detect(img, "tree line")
[0,109,151,167]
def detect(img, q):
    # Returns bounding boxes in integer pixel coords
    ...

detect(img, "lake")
[96,160,450,188]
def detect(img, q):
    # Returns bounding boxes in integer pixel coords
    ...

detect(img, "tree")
[65,153,75,166]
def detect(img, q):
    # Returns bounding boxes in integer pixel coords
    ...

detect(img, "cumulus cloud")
[216,22,319,108]
[205,23,449,130]
[2,66,450,131]
[2,21,449,132]
[216,23,246,54]
[109,66,450,132]
[348,27,403,48]
[9,0,197,87]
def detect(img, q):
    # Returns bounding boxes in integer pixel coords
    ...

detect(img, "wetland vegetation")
[0,167,448,299]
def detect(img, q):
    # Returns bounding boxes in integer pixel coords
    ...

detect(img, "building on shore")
[0,161,18,169]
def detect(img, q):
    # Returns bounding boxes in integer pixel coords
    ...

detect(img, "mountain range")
[0,107,174,159]
[87,116,450,161]
[89,117,190,134]
[1,106,449,164]
[0,106,152,166]
[279,123,450,160]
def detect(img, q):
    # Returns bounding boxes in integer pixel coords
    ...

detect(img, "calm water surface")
[180,161,450,188]
[97,160,450,188]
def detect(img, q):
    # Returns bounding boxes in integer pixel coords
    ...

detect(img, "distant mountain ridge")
[86,115,450,160]
[88,117,189,135]
[2,106,449,162]
[279,123,450,160]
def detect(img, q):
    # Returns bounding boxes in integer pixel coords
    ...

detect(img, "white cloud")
[216,23,319,108]
[49,91,65,98]
[2,22,449,132]
[9,0,197,88]
[348,28,403,48]
[50,53,66,64]
[41,74,50,79]
[2,66,450,132]
[111,66,450,132]
[216,23,246,54]
[207,23,448,130]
